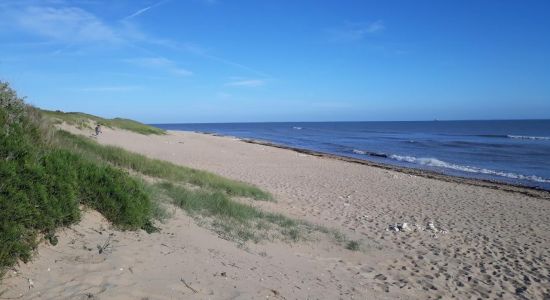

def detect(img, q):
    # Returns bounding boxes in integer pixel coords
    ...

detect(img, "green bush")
[76,160,152,230]
[0,82,155,276]
[0,151,81,268]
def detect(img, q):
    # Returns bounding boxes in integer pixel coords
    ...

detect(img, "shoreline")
[188,130,550,200]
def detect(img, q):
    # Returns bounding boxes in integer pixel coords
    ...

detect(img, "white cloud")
[225,79,265,87]
[328,20,385,42]
[364,20,385,34]
[13,6,119,44]
[172,68,193,76]
[125,57,193,76]
[1,1,265,79]
[1,2,155,46]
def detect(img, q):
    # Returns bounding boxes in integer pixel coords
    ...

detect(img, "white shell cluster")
[387,221,448,234]
[387,222,412,232]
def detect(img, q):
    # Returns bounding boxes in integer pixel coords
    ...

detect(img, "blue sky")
[1,0,549,123]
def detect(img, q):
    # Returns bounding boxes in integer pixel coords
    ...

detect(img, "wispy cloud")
[328,20,385,42]
[1,2,149,46]
[150,39,271,78]
[124,6,153,20]
[122,0,169,20]
[12,6,120,44]
[1,1,266,79]
[225,79,266,87]
[125,57,193,76]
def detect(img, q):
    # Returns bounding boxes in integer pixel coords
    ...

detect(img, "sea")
[152,120,550,191]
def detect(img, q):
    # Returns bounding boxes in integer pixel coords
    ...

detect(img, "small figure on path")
[95,124,102,136]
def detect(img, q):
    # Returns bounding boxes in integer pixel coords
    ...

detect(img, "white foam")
[352,149,367,155]
[507,135,550,141]
[292,126,303,130]
[389,155,550,184]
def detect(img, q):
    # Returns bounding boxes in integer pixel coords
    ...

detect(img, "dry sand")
[2,126,550,299]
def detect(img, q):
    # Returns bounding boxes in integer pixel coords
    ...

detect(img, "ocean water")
[153,120,550,190]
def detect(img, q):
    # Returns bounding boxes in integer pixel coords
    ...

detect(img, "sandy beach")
[2,126,550,299]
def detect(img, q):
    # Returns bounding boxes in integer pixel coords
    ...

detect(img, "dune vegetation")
[2,81,352,278]
[54,130,272,201]
[0,82,162,276]
[40,109,166,135]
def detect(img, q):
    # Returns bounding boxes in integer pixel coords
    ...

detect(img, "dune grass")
[51,131,312,244]
[52,129,311,244]
[52,130,324,244]
[156,182,304,243]
[0,82,158,276]
[54,130,272,201]
[154,182,359,246]
[40,109,165,135]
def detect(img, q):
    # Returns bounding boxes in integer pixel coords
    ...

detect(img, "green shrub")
[0,82,155,276]
[346,240,360,251]
[76,160,152,230]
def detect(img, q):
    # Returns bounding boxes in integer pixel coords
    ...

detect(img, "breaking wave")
[388,155,550,184]
[474,134,550,141]
[506,135,550,141]
[352,149,388,158]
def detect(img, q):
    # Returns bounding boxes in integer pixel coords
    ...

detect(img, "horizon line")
[149,118,550,125]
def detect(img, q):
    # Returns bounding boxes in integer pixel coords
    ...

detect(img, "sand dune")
[3,126,549,299]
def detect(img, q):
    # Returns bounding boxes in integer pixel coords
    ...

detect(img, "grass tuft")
[346,240,360,251]
[157,181,305,243]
